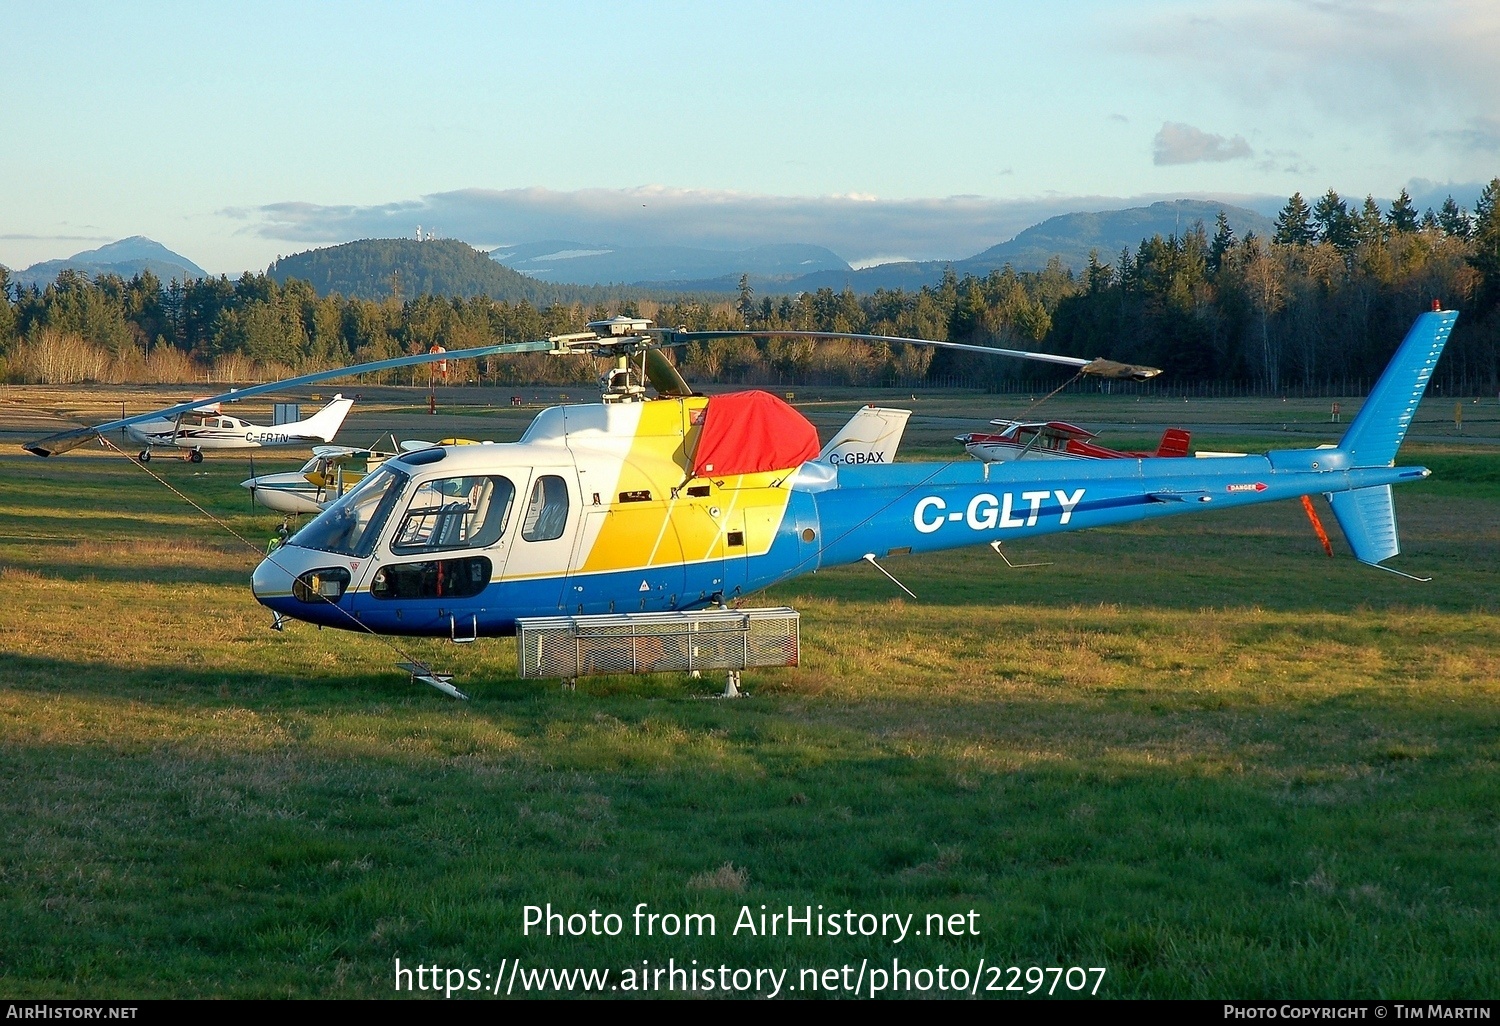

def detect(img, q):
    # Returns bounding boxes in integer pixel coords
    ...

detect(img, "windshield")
[290,464,408,557]
[391,475,515,554]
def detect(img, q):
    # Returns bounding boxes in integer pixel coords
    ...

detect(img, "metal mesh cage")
[516,607,799,679]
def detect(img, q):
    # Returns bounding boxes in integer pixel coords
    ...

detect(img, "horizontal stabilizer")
[1327,485,1400,565]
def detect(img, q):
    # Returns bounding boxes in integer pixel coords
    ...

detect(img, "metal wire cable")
[96,435,441,674]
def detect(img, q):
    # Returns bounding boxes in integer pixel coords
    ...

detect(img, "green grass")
[1,391,1498,999]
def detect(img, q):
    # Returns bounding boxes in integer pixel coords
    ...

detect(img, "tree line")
[2,179,1497,392]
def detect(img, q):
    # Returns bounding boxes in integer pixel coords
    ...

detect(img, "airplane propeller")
[22,316,1161,457]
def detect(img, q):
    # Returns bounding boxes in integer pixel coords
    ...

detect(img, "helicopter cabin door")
[563,497,688,615]
[360,469,525,635]
[498,467,583,616]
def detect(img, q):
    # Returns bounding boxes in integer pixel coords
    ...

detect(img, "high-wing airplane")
[23,309,1455,697]
[125,393,353,462]
[242,442,399,515]
[958,420,1192,462]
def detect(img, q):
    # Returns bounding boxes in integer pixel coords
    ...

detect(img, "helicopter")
[23,308,1456,698]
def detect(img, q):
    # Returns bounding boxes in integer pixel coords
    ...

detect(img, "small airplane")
[23,309,1456,698]
[242,437,491,514]
[958,420,1192,462]
[126,394,354,462]
[242,442,400,515]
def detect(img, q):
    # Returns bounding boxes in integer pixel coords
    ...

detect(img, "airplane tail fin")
[297,395,354,442]
[816,406,911,466]
[1155,428,1191,457]
[1337,309,1458,467]
[1324,308,1456,576]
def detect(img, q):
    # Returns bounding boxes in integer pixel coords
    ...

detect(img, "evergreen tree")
[1209,211,1235,272]
[1470,178,1500,314]
[1387,188,1419,233]
[1438,195,1472,239]
[736,273,755,325]
[0,266,15,349]
[1273,192,1316,246]
[1312,189,1354,251]
[1116,247,1137,293]
[1084,250,1112,293]
[1355,196,1387,247]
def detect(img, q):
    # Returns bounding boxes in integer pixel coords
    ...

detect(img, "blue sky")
[2,0,1496,274]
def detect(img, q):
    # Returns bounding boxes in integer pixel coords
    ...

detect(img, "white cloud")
[849,255,916,270]
[0,233,113,242]
[235,186,1141,264]
[1120,0,1500,164]
[233,185,1311,265]
[1154,123,1253,165]
[1433,117,1500,154]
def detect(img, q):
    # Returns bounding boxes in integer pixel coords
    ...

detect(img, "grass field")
[1,387,1498,999]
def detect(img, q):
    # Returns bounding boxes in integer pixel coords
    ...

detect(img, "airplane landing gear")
[189,449,203,463]
[138,450,151,463]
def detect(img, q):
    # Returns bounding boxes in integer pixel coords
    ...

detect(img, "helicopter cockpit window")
[290,464,407,558]
[521,475,570,542]
[391,475,515,555]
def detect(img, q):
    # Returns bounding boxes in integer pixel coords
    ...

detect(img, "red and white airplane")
[957,419,1192,463]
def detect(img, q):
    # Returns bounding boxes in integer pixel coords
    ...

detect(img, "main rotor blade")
[643,348,693,396]
[659,329,1162,380]
[22,335,568,457]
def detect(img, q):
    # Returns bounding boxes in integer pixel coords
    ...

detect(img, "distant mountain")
[956,200,1274,273]
[758,200,1276,294]
[490,241,849,286]
[267,238,614,303]
[16,236,207,289]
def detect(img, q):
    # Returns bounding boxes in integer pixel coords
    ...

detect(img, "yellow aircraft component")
[575,396,794,574]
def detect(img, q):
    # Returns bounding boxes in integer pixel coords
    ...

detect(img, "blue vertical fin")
[1327,308,1455,574]
[1337,309,1457,468]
